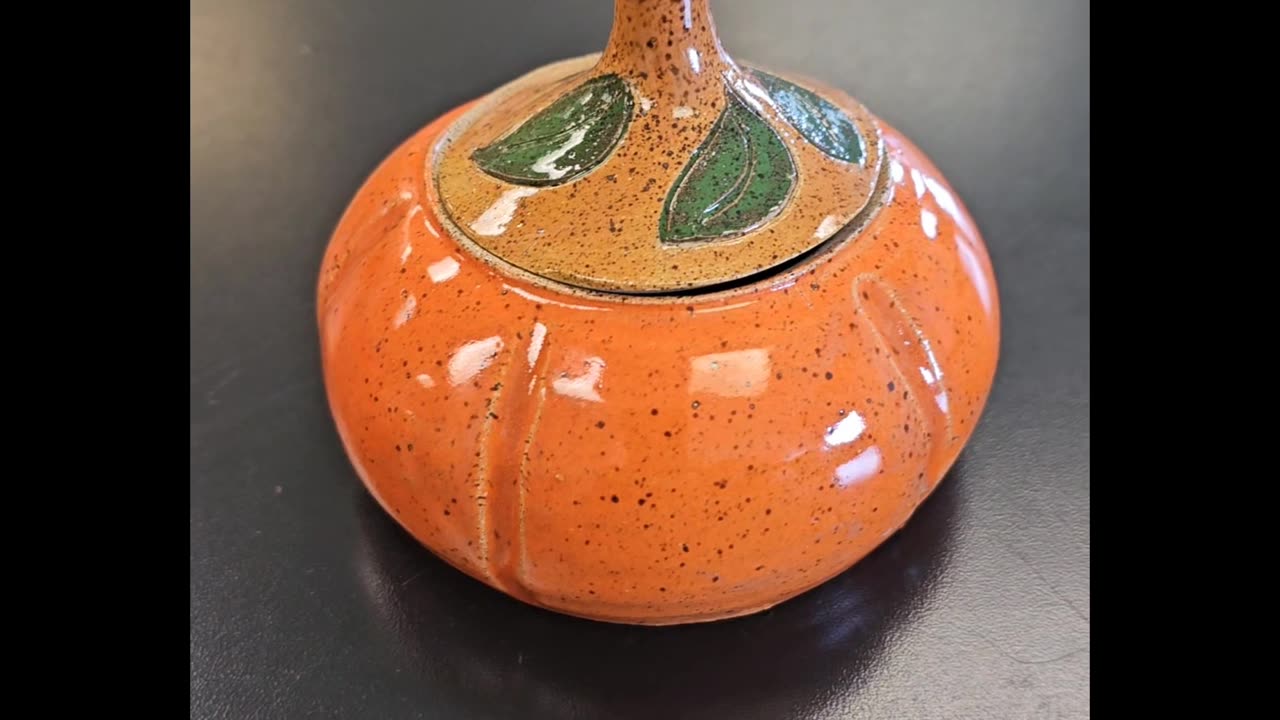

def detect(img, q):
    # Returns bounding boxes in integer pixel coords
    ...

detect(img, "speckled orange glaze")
[319,0,999,625]
[318,114,999,626]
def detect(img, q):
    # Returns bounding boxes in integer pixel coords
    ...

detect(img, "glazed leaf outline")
[752,69,865,166]
[472,74,635,187]
[659,87,797,244]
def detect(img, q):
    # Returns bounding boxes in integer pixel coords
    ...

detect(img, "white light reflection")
[531,126,589,181]
[835,447,882,488]
[688,349,771,398]
[920,209,938,239]
[393,294,417,328]
[693,301,753,315]
[815,214,845,239]
[552,357,606,403]
[918,337,951,419]
[925,177,960,223]
[471,188,538,236]
[956,240,994,317]
[910,168,926,199]
[447,336,504,386]
[824,412,866,447]
[420,212,441,238]
[733,77,774,116]
[507,286,608,313]
[400,205,422,264]
[527,322,547,370]
[428,256,460,283]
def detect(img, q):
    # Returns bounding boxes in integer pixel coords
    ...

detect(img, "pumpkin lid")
[430,0,887,295]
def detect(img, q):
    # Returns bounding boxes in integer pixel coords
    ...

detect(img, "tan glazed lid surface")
[431,0,887,295]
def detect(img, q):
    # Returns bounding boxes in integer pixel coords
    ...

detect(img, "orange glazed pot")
[318,0,999,625]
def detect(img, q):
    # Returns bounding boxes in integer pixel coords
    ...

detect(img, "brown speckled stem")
[597,0,740,107]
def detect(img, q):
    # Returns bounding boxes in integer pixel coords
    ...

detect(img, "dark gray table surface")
[190,1,1090,717]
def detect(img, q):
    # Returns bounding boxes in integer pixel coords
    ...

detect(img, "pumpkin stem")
[597,0,740,105]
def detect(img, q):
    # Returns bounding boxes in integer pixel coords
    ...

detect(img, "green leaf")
[752,70,865,165]
[472,74,634,187]
[660,88,796,244]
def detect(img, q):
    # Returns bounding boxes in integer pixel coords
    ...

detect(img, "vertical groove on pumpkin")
[517,384,550,588]
[479,321,557,599]
[853,274,954,492]
[474,350,514,581]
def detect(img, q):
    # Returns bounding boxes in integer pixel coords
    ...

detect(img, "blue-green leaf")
[659,88,796,243]
[753,70,865,165]
[472,74,634,187]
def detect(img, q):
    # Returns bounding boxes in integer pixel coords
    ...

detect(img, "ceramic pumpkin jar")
[318,0,999,625]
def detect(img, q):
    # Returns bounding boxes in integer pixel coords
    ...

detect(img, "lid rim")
[429,54,890,297]
[428,109,895,304]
